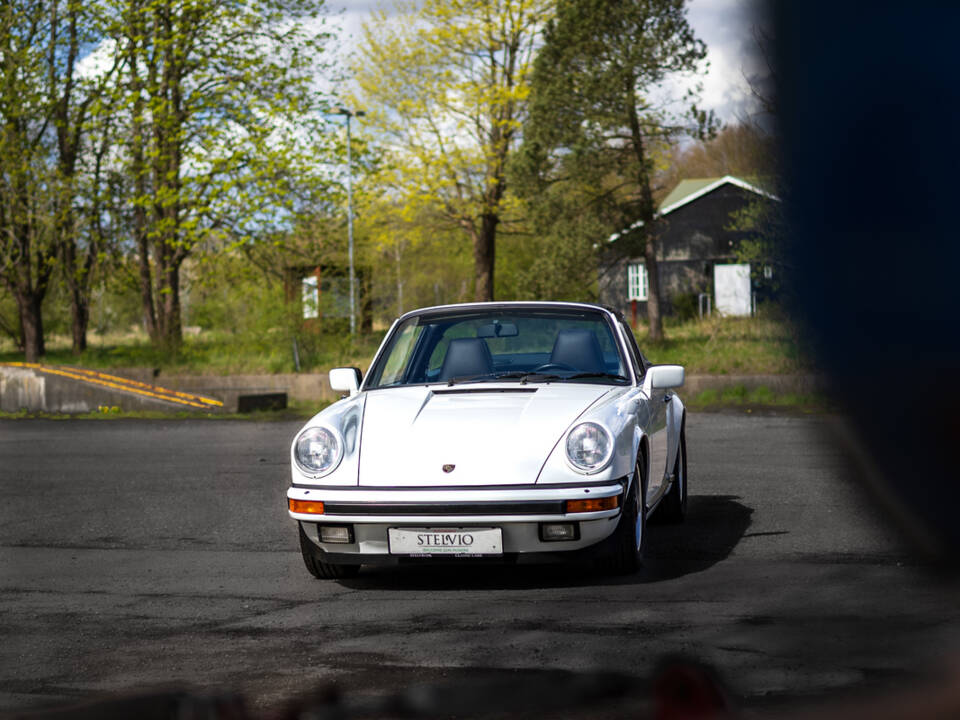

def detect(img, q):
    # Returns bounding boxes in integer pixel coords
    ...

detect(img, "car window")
[377,323,424,386]
[619,319,646,377]
[366,309,629,388]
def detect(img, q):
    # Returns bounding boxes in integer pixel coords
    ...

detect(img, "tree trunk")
[626,89,664,342]
[473,212,497,302]
[68,280,89,353]
[17,290,45,362]
[127,16,159,344]
[643,231,663,343]
[60,208,93,355]
[156,258,182,350]
[137,233,158,342]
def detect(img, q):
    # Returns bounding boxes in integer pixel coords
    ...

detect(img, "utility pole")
[333,107,364,335]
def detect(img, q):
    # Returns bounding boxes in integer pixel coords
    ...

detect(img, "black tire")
[598,454,646,575]
[298,523,360,580]
[657,421,688,523]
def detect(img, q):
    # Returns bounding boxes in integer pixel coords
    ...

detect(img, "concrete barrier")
[0,365,216,413]
[0,366,46,412]
[108,370,337,406]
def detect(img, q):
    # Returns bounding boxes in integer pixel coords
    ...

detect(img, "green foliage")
[671,292,699,323]
[0,0,345,357]
[103,0,340,348]
[656,124,777,201]
[687,385,832,412]
[352,0,552,301]
[637,312,809,375]
[0,326,386,375]
[728,195,789,296]
[518,0,710,337]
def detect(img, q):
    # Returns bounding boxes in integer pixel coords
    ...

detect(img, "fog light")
[540,523,579,542]
[319,525,353,544]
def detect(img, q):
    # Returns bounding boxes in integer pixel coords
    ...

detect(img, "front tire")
[298,523,360,580]
[599,455,646,575]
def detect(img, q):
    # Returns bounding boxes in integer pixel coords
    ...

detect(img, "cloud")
[687,0,772,124]
[326,0,770,126]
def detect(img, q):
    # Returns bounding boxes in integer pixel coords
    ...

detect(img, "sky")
[324,0,770,126]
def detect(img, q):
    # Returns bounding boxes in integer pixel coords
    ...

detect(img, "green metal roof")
[658,175,771,214]
[659,178,722,211]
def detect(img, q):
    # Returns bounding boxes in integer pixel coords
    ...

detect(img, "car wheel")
[599,454,646,575]
[298,523,360,580]
[657,421,688,523]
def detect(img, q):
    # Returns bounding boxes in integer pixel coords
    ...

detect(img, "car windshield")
[365,308,630,389]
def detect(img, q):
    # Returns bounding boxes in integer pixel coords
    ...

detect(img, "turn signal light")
[565,495,620,513]
[288,498,325,514]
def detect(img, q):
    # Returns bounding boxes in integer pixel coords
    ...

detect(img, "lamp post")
[333,107,364,335]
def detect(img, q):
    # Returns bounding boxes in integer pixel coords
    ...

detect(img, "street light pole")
[334,107,364,335]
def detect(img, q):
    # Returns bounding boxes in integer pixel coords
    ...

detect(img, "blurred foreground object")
[776,1,960,561]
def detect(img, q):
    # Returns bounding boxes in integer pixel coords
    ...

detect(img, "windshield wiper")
[563,372,629,382]
[493,371,565,384]
[445,373,496,386]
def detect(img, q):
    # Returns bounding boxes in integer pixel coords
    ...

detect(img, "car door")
[620,320,668,505]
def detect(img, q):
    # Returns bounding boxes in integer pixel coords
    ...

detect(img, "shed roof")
[604,175,778,245]
[658,175,777,215]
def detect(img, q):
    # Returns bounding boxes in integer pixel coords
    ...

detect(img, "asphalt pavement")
[1,413,958,717]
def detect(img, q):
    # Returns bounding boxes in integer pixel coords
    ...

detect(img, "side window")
[619,320,646,377]
[378,324,424,386]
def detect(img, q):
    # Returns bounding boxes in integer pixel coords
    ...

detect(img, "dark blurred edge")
[9,672,640,720]
[774,1,960,565]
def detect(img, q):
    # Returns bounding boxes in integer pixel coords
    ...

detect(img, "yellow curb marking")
[1,362,223,410]
[62,366,222,406]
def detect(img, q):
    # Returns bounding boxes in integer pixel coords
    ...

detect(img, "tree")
[522,0,709,341]
[0,1,62,361]
[353,0,551,302]
[657,123,776,201]
[111,0,335,349]
[50,1,123,354]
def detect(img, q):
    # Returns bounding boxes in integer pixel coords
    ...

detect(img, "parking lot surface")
[1,413,957,715]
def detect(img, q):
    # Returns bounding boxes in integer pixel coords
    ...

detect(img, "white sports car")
[287,301,687,578]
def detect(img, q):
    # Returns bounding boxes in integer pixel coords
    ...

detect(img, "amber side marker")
[565,495,620,513]
[288,499,325,514]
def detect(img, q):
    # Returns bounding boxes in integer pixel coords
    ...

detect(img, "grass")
[635,312,810,375]
[0,327,384,375]
[1,312,812,377]
[685,384,834,413]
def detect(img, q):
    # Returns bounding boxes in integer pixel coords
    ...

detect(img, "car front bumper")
[287,481,625,559]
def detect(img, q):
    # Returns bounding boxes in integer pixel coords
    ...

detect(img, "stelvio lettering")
[415,533,476,546]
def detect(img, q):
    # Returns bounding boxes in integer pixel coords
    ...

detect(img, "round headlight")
[565,422,613,473]
[294,426,343,476]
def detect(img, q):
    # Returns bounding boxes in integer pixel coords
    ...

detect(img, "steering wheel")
[532,362,577,373]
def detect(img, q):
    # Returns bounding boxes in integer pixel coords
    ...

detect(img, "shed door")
[714,263,752,316]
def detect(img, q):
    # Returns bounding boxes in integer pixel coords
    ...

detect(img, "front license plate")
[388,527,503,557]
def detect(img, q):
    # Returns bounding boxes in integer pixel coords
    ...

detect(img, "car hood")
[357,384,612,486]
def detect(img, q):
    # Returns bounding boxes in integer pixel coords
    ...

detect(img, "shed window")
[627,263,648,301]
[302,276,319,319]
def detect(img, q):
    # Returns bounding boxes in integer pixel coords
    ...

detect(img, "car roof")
[395,301,623,323]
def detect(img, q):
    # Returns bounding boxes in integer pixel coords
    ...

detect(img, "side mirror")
[329,367,362,397]
[642,364,684,395]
